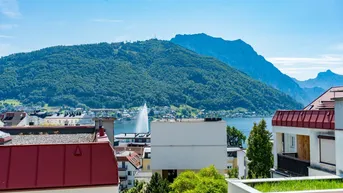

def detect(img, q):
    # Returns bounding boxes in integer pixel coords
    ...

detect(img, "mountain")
[295,70,343,90]
[171,33,310,104]
[0,40,302,113]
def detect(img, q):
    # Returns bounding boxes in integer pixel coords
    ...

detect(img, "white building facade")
[271,88,343,178]
[151,118,227,181]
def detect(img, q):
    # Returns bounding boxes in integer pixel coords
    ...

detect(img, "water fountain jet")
[135,103,149,133]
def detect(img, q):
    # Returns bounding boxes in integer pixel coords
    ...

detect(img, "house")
[271,87,343,177]
[150,118,227,182]
[43,112,94,126]
[0,119,119,192]
[142,147,151,172]
[227,147,248,178]
[116,151,142,190]
[0,112,29,126]
[114,133,151,147]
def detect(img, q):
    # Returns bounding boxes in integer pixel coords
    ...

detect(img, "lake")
[114,117,272,138]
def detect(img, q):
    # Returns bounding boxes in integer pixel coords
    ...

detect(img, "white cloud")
[91,19,123,23]
[267,55,343,80]
[0,24,18,30]
[0,34,14,38]
[0,0,21,18]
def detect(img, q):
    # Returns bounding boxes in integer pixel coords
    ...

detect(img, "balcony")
[118,165,128,171]
[277,153,310,176]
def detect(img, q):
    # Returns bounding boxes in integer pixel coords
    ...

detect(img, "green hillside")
[0,39,302,113]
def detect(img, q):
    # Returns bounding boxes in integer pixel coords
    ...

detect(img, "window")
[319,136,335,165]
[121,162,125,168]
[227,165,232,169]
[227,151,237,158]
[128,180,132,185]
[291,136,295,148]
[147,165,150,170]
[128,171,132,176]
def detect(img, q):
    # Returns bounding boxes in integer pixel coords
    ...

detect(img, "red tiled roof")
[272,110,335,130]
[116,151,141,169]
[0,142,119,191]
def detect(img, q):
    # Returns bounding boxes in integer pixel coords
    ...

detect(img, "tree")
[146,173,170,193]
[246,119,273,178]
[125,180,147,193]
[227,167,239,178]
[148,109,155,117]
[170,165,227,193]
[226,126,246,147]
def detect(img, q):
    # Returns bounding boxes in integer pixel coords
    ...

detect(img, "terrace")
[272,110,336,177]
[228,176,343,193]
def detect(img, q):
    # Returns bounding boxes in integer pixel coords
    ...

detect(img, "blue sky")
[0,0,342,80]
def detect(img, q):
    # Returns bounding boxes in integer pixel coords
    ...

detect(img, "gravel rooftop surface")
[4,134,94,145]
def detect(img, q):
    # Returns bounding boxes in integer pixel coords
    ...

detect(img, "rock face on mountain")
[0,39,302,112]
[171,33,310,104]
[295,70,343,90]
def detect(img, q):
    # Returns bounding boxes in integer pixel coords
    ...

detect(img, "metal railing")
[277,153,310,176]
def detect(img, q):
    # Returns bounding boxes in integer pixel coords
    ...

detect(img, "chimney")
[99,125,105,137]
[93,117,116,146]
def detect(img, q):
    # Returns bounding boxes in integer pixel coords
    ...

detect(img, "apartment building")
[151,118,227,182]
[116,151,141,190]
[271,87,343,177]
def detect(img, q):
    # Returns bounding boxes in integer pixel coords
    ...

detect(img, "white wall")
[273,126,336,174]
[237,151,246,178]
[308,167,337,177]
[151,121,226,171]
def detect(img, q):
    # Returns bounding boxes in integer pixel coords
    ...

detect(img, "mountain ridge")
[171,33,314,104]
[295,70,343,90]
[0,39,302,113]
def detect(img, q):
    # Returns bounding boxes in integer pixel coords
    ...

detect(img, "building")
[271,87,343,177]
[142,147,151,172]
[116,151,142,190]
[0,120,119,193]
[0,112,29,126]
[227,147,248,178]
[114,133,151,147]
[151,118,227,182]
[43,112,94,126]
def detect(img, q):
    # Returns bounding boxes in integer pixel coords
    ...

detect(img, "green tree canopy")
[170,165,227,193]
[227,167,239,179]
[146,173,170,193]
[0,40,302,112]
[226,126,246,147]
[246,119,273,178]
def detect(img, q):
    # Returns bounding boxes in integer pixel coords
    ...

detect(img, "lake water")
[114,117,272,138]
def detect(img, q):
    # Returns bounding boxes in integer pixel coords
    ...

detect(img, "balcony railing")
[272,110,334,130]
[277,153,310,176]
[118,165,128,171]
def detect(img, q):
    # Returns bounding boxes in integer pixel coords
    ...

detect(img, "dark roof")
[0,112,27,126]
